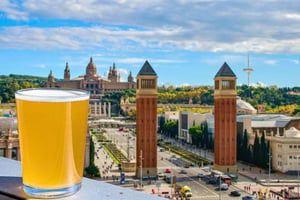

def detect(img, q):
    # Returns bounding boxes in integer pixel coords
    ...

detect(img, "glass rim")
[15,88,90,102]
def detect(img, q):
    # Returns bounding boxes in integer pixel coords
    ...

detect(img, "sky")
[0,0,300,87]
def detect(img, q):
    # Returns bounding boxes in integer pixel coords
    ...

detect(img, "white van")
[219,183,229,190]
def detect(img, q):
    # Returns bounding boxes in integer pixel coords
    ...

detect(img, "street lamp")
[297,155,300,197]
[140,150,143,189]
[219,175,221,200]
[268,144,272,190]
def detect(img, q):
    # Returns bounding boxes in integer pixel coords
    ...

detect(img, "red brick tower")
[136,60,158,178]
[214,62,237,173]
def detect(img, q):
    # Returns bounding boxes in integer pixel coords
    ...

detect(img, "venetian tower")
[214,62,237,173]
[135,60,158,178]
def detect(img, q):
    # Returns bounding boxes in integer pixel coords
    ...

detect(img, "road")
[157,150,250,199]
[96,128,260,199]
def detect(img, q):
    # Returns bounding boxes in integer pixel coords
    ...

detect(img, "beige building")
[177,97,256,144]
[0,117,20,160]
[164,111,180,121]
[237,114,300,173]
[44,57,136,100]
[178,112,208,143]
[270,127,300,173]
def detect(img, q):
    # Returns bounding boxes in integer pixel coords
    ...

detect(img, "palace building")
[44,57,136,100]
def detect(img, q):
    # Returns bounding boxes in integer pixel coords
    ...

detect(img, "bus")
[221,175,232,185]
[210,170,232,185]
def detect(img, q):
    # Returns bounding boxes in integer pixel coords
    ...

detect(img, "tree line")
[0,75,44,103]
[0,74,299,116]
[237,130,271,170]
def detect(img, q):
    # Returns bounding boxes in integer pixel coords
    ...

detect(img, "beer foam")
[15,88,89,102]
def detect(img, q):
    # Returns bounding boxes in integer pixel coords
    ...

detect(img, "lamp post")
[297,155,300,198]
[140,150,143,189]
[297,166,299,197]
[219,175,221,200]
[268,143,271,190]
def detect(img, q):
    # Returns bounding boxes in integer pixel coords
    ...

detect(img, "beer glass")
[15,88,89,198]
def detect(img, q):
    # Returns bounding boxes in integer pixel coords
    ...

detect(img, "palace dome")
[86,57,97,76]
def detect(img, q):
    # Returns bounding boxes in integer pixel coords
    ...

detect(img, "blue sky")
[0,0,299,87]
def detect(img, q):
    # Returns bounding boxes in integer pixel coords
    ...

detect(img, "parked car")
[208,178,217,184]
[183,164,190,168]
[158,172,165,178]
[230,190,241,196]
[242,195,255,200]
[180,169,187,174]
[165,168,172,173]
[164,175,171,183]
[217,183,229,190]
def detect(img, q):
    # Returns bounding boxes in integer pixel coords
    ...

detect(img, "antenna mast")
[243,54,254,87]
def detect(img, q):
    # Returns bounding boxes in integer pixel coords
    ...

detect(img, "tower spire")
[243,53,254,87]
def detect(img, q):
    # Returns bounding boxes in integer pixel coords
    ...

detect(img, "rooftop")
[237,114,300,128]
[137,60,157,76]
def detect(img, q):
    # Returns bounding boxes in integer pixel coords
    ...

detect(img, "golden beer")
[15,88,89,198]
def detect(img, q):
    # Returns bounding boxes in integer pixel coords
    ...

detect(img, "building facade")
[44,57,136,100]
[135,61,158,178]
[214,62,237,173]
[0,117,19,160]
[178,112,208,143]
[237,114,300,173]
[271,127,300,173]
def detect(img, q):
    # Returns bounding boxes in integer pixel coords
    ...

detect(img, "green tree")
[241,129,250,162]
[85,137,100,177]
[162,120,178,138]
[252,133,261,166]
[260,132,267,168]
[189,125,201,146]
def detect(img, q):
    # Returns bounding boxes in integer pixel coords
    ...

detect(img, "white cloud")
[285,13,300,20]
[1,25,300,54]
[0,0,28,20]
[251,81,267,88]
[35,64,46,68]
[1,0,300,54]
[118,58,146,64]
[117,68,128,76]
[264,60,277,65]
[180,83,191,87]
[117,58,183,64]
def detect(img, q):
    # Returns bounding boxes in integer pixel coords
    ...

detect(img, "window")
[215,80,219,89]
[12,148,17,160]
[290,145,293,149]
[221,80,235,89]
[141,79,155,89]
[0,149,5,157]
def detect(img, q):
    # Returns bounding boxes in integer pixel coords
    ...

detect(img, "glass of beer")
[15,88,89,198]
